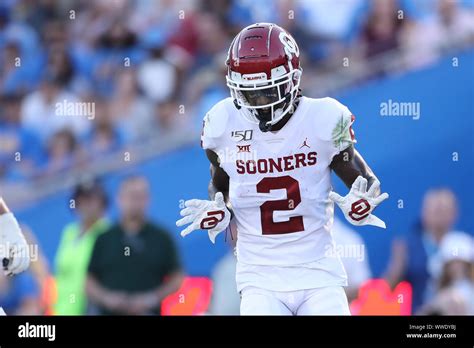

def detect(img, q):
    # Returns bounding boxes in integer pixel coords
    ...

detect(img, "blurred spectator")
[208,223,239,315]
[129,0,187,37]
[41,20,69,49]
[426,0,474,50]
[91,19,144,97]
[0,93,43,181]
[296,0,364,40]
[360,0,405,58]
[294,0,364,62]
[227,0,282,27]
[137,31,178,103]
[402,0,474,68]
[332,219,372,302]
[108,69,153,143]
[84,98,123,157]
[187,52,228,131]
[419,232,474,315]
[0,272,41,315]
[0,5,40,63]
[43,128,81,175]
[152,100,189,136]
[54,179,110,315]
[45,46,75,90]
[165,8,200,68]
[24,0,62,34]
[69,1,129,48]
[86,176,184,315]
[193,10,231,67]
[21,76,90,143]
[385,188,459,313]
[0,41,35,94]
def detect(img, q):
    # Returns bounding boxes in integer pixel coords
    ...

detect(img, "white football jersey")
[201,96,356,268]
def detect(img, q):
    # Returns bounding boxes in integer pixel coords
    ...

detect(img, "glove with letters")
[176,192,231,243]
[0,212,30,275]
[329,176,389,229]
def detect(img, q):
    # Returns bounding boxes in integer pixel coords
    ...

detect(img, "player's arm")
[329,145,389,228]
[384,238,408,288]
[175,150,231,243]
[207,149,235,220]
[330,145,379,194]
[206,149,230,200]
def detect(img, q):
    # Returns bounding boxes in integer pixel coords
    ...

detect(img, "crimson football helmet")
[226,23,302,132]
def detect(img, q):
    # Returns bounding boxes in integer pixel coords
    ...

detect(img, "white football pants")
[240,286,350,315]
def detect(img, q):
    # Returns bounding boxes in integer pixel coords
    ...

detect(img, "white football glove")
[0,213,30,275]
[329,176,389,229]
[176,192,231,244]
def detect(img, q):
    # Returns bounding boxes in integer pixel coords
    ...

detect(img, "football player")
[0,197,30,276]
[0,196,31,315]
[177,23,388,315]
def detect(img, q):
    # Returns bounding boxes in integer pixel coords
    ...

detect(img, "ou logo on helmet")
[279,32,299,59]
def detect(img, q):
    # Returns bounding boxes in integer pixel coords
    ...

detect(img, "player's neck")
[268,99,300,133]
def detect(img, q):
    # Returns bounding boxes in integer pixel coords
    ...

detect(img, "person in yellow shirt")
[54,179,109,315]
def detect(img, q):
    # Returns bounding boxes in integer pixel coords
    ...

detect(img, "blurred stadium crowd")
[0,0,473,316]
[1,0,473,185]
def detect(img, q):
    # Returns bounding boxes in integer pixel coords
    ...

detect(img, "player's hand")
[329,176,389,229]
[176,192,231,243]
[0,212,30,275]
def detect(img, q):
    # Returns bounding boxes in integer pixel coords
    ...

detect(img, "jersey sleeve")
[312,97,356,156]
[200,99,231,152]
[328,98,356,153]
[201,113,217,151]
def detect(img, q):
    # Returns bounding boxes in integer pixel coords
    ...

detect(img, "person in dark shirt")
[86,175,184,315]
[384,189,459,313]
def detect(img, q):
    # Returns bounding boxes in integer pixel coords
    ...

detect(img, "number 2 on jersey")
[256,175,305,235]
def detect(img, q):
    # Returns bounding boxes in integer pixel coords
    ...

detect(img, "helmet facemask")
[227,68,301,131]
